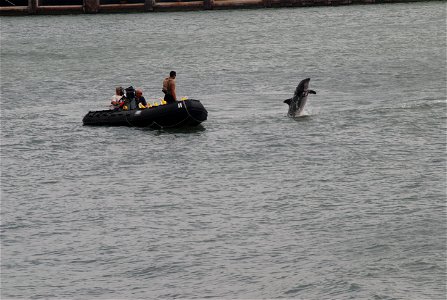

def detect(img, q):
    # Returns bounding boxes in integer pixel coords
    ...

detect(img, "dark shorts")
[164,94,175,103]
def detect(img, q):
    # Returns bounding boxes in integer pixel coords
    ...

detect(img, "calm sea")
[1,2,446,299]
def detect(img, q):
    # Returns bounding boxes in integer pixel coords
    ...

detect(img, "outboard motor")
[125,86,136,110]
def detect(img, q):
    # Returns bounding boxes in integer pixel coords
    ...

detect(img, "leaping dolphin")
[284,78,316,117]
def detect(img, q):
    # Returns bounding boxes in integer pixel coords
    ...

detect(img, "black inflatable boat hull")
[83,99,207,128]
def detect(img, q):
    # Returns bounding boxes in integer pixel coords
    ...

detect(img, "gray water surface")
[1,2,446,299]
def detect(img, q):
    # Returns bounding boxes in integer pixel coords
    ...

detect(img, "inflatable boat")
[83,99,208,128]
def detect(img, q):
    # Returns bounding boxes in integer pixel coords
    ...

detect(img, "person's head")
[170,71,176,78]
[135,88,143,97]
[116,86,123,95]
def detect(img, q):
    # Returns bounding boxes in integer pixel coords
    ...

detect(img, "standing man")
[162,71,177,103]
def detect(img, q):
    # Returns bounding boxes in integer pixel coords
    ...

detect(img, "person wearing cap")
[162,71,177,103]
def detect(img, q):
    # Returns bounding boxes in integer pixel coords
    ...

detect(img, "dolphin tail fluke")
[284,98,292,105]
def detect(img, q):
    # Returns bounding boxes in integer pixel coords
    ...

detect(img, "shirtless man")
[162,71,177,103]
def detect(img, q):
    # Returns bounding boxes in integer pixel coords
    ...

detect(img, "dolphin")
[284,78,316,117]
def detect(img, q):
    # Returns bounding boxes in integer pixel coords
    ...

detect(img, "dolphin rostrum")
[284,78,316,117]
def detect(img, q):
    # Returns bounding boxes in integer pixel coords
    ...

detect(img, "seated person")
[135,88,147,108]
[110,86,124,110]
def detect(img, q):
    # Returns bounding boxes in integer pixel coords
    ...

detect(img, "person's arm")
[111,95,118,105]
[170,81,177,100]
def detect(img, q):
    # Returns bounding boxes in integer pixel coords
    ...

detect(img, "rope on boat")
[152,114,189,129]
[152,100,201,129]
[119,100,202,129]
[124,111,134,126]
[183,100,203,125]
